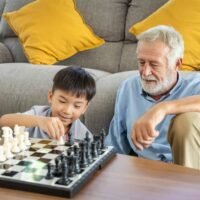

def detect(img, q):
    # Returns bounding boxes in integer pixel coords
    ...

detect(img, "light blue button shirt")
[105,72,200,162]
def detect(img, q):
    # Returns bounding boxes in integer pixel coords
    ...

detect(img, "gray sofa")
[0,0,169,134]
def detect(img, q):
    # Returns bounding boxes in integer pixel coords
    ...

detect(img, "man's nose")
[142,64,152,77]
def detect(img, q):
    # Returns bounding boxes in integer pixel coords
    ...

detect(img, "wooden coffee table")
[0,154,199,200]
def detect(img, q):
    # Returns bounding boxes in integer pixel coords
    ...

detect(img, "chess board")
[0,138,116,198]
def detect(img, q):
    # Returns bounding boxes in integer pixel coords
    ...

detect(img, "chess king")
[0,66,96,142]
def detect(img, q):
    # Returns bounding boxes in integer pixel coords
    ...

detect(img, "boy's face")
[48,89,89,128]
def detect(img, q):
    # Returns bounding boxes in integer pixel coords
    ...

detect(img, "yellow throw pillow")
[129,0,200,71]
[3,0,105,65]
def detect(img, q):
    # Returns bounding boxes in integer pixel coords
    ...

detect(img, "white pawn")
[24,131,31,146]
[11,138,20,153]
[18,134,26,151]
[4,142,14,159]
[57,136,65,145]
[0,146,6,162]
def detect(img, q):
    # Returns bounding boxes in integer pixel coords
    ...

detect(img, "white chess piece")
[2,127,11,147]
[57,136,65,145]
[0,146,6,162]
[11,138,20,153]
[18,133,26,151]
[4,142,14,159]
[24,131,31,146]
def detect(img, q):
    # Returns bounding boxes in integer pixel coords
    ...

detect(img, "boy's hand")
[37,116,65,140]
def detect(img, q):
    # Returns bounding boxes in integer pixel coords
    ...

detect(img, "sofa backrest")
[0,0,168,72]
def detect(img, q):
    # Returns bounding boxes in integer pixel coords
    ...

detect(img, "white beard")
[140,70,176,96]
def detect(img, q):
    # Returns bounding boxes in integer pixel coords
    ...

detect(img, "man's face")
[48,89,88,128]
[137,40,178,96]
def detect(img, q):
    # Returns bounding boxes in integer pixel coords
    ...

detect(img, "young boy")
[0,66,96,141]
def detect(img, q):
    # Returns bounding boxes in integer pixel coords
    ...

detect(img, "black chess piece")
[67,155,75,177]
[73,144,80,157]
[79,141,88,168]
[56,160,71,185]
[65,132,74,146]
[94,135,102,155]
[91,141,98,158]
[84,131,90,143]
[53,157,62,177]
[85,139,93,164]
[100,129,106,150]
[45,163,54,180]
[74,155,81,174]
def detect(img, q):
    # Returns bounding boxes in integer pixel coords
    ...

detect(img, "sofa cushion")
[0,42,13,62]
[125,0,168,42]
[0,0,33,38]
[129,0,200,71]
[3,0,104,65]
[0,0,129,42]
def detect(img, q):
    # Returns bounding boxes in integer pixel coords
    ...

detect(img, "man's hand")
[131,103,167,150]
[37,116,65,140]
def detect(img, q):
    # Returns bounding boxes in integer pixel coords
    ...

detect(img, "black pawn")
[74,155,81,174]
[53,157,62,177]
[45,163,54,180]
[100,129,106,149]
[91,141,98,158]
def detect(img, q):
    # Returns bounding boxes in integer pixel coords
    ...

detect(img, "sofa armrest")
[0,42,13,63]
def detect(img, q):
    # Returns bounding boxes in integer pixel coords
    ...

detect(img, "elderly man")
[105,25,200,169]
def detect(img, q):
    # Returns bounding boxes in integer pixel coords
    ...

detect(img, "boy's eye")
[74,105,81,109]
[59,100,66,103]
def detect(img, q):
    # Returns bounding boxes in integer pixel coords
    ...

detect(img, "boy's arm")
[131,95,200,150]
[0,114,65,140]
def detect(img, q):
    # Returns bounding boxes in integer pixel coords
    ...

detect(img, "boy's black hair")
[52,66,96,101]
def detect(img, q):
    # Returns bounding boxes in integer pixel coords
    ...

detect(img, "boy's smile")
[48,89,88,130]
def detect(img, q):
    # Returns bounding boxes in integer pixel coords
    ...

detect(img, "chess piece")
[91,141,98,158]
[57,136,65,145]
[53,157,62,177]
[4,142,14,159]
[11,138,20,153]
[56,159,71,185]
[2,128,14,159]
[79,141,88,168]
[100,129,106,149]
[0,146,6,162]
[18,133,26,151]
[24,131,31,146]
[45,163,54,180]
[65,132,74,146]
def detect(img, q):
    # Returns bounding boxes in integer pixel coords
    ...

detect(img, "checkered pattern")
[0,138,115,197]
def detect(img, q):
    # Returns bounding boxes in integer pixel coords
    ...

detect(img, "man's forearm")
[160,95,200,116]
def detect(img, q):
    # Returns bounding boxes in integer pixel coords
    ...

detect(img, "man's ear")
[175,58,183,70]
[48,89,53,104]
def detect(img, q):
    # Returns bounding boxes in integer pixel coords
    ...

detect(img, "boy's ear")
[82,102,89,115]
[48,89,53,104]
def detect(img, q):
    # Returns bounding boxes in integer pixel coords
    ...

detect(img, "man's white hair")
[136,25,184,69]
